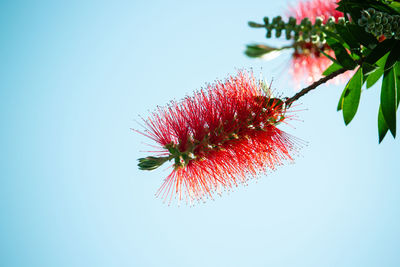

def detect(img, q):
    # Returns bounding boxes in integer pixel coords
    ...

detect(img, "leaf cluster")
[331,0,400,142]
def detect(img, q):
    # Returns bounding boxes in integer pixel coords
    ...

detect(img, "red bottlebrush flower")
[287,0,350,86]
[136,71,301,205]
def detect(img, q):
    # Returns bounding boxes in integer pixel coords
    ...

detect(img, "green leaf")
[326,38,357,70]
[378,105,389,143]
[323,62,342,76]
[320,49,341,65]
[365,39,396,65]
[366,52,390,89]
[346,24,378,49]
[381,67,397,137]
[335,24,359,50]
[322,30,346,45]
[395,62,400,108]
[337,85,346,111]
[389,1,400,13]
[384,41,400,71]
[339,67,363,124]
[362,62,378,76]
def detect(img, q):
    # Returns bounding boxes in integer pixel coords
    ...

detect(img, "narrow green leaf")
[337,86,346,111]
[347,24,378,49]
[381,67,397,137]
[323,62,342,76]
[320,50,341,65]
[366,52,390,89]
[395,62,400,108]
[389,2,400,13]
[326,39,357,70]
[362,62,378,76]
[365,39,396,65]
[378,105,389,143]
[384,41,400,71]
[322,30,346,44]
[342,67,363,125]
[335,24,359,50]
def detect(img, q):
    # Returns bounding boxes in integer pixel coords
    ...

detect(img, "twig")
[285,67,348,105]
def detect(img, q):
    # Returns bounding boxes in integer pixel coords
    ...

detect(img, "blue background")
[1,0,399,266]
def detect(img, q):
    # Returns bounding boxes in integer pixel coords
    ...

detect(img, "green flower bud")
[367,22,375,29]
[361,10,371,19]
[376,11,383,18]
[294,32,300,41]
[327,16,335,26]
[266,29,272,38]
[302,30,310,40]
[285,29,292,40]
[384,31,393,39]
[374,29,383,36]
[288,17,296,26]
[382,17,388,25]
[311,35,319,44]
[300,18,310,26]
[319,33,326,43]
[315,16,323,27]
[138,156,170,171]
[275,28,282,38]
[263,17,269,25]
[367,8,375,15]
[358,17,368,26]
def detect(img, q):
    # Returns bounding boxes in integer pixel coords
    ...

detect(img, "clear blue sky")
[1,0,399,266]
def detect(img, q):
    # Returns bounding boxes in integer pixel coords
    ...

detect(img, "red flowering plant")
[137,72,302,204]
[137,0,400,204]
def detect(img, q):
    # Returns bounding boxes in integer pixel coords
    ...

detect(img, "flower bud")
[285,29,292,40]
[367,8,375,15]
[275,28,282,38]
[361,10,371,19]
[358,17,368,26]
[311,35,319,44]
[384,31,393,39]
[288,17,296,26]
[315,16,323,27]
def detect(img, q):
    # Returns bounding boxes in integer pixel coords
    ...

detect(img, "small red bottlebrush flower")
[287,0,350,86]
[136,71,301,205]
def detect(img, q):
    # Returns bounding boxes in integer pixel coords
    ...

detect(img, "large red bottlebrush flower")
[136,71,301,205]
[287,0,350,86]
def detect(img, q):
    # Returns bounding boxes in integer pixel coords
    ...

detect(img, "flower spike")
[136,71,302,205]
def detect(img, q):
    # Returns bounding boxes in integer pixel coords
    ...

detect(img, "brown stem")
[285,67,348,106]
